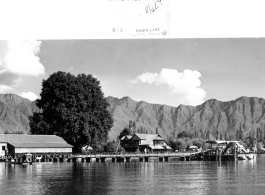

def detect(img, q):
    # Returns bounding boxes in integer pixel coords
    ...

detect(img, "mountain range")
[0,94,39,134]
[106,96,265,140]
[0,93,265,141]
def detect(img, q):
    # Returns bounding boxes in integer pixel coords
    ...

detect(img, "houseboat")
[202,140,254,161]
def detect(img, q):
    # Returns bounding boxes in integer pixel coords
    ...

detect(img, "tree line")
[168,126,265,151]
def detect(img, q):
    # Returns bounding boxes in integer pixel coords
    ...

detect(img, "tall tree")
[206,130,210,140]
[119,127,133,139]
[132,121,136,133]
[129,120,133,130]
[29,71,113,152]
[225,131,229,141]
[220,132,223,140]
[194,129,197,138]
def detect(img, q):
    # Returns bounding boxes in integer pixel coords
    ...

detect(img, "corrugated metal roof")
[11,143,72,148]
[153,137,164,140]
[139,134,162,145]
[165,145,172,150]
[149,145,172,150]
[0,134,73,148]
[134,133,147,140]
[149,145,165,149]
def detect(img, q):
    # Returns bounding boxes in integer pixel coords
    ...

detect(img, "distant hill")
[1,93,265,142]
[0,94,39,134]
[106,96,265,141]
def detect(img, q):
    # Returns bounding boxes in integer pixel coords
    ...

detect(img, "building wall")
[15,148,72,154]
[0,143,7,156]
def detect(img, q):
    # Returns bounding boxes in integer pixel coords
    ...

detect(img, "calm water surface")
[1,155,265,195]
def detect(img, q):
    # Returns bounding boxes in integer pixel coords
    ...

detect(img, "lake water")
[1,155,265,195]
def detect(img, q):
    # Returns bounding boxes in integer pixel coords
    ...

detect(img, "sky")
[0,38,265,107]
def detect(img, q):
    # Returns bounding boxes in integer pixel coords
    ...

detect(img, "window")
[2,146,5,151]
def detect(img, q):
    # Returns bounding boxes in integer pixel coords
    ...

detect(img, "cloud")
[3,40,45,76]
[129,68,206,106]
[0,85,14,93]
[0,40,45,93]
[20,92,39,101]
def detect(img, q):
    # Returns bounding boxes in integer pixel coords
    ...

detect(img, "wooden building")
[0,134,73,157]
[121,133,172,153]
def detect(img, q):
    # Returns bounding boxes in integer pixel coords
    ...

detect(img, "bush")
[192,138,204,148]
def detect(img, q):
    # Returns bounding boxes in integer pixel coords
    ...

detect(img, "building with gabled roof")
[0,134,73,157]
[120,135,133,148]
[121,133,172,152]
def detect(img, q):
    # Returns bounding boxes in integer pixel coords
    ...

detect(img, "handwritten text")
[145,0,162,14]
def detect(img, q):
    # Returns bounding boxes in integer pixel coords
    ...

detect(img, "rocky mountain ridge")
[0,93,264,142]
[0,94,39,133]
[106,96,265,141]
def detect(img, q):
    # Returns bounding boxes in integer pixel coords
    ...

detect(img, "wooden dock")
[9,152,201,163]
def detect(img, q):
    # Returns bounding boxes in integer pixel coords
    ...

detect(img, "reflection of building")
[0,134,73,157]
[120,133,172,152]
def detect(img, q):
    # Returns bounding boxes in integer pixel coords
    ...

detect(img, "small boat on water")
[202,140,254,161]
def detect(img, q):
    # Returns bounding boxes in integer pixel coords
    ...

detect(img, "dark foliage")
[118,120,136,139]
[177,131,190,139]
[119,127,133,139]
[168,138,186,151]
[29,71,113,152]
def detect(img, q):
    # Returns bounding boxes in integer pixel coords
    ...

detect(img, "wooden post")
[125,157,131,162]
[235,143,237,161]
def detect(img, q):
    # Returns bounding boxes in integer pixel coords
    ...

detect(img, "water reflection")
[0,156,265,195]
